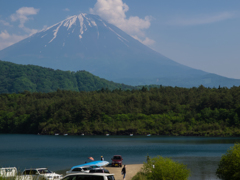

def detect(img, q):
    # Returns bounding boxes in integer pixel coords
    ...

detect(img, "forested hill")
[0,60,134,94]
[1,86,240,136]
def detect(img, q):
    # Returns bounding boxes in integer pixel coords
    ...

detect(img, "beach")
[56,164,143,180]
[105,164,143,180]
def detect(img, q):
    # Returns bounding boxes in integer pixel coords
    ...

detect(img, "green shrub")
[132,155,190,180]
[216,143,240,180]
[132,172,148,180]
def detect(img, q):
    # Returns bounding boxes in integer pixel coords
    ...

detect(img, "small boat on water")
[81,133,84,136]
[64,134,68,136]
[106,134,109,136]
[130,134,133,136]
[147,134,151,136]
[55,133,59,136]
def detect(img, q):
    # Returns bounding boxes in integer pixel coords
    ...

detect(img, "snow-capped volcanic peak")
[40,13,128,44]
[46,13,94,43]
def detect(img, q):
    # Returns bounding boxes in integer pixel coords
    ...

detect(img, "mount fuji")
[0,13,239,87]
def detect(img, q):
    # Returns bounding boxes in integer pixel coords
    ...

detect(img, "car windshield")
[107,175,115,180]
[23,170,38,175]
[5,169,13,172]
[90,166,99,168]
[82,168,90,171]
[113,156,121,160]
[72,168,82,172]
[104,169,109,173]
[38,169,52,174]
[90,169,109,173]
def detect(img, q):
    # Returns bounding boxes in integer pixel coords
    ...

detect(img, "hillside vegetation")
[0,60,134,94]
[1,85,240,136]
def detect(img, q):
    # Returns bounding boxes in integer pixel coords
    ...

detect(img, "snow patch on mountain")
[49,21,63,43]
[64,16,77,30]
[41,34,47,38]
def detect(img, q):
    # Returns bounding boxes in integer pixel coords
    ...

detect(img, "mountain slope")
[0,13,239,87]
[0,60,134,94]
[0,15,206,78]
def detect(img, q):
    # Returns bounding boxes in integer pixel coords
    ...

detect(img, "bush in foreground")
[132,155,190,180]
[132,172,148,180]
[216,143,240,180]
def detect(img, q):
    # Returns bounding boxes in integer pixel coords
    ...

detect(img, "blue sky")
[0,0,240,79]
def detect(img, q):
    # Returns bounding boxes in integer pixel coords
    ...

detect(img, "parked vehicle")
[61,173,115,180]
[0,167,17,177]
[66,166,91,174]
[66,165,103,174]
[111,155,123,167]
[16,168,62,180]
[89,169,109,173]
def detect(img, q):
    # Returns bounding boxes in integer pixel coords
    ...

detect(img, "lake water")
[1,134,240,180]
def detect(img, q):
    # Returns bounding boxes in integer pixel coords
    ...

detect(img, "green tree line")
[1,85,240,135]
[0,60,134,93]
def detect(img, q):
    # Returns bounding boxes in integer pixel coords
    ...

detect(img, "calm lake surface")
[1,134,240,180]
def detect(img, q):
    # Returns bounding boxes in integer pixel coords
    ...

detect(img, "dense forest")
[1,85,240,136]
[0,60,134,93]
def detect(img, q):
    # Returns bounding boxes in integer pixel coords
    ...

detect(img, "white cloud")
[0,30,10,39]
[132,36,155,46]
[0,30,28,50]
[0,7,40,50]
[0,20,11,26]
[41,25,48,31]
[22,26,39,35]
[142,37,155,46]
[10,7,39,28]
[63,8,70,11]
[90,0,154,45]
[169,12,235,26]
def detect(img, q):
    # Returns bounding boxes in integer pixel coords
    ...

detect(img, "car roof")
[1,167,17,169]
[71,167,83,169]
[24,168,47,170]
[63,173,114,176]
[71,165,99,169]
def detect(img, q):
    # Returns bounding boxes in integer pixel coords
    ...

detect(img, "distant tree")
[216,143,240,180]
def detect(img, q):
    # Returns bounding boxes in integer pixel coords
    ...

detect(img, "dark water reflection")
[1,135,240,180]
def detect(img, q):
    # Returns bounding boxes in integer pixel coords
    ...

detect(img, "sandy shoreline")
[56,164,143,180]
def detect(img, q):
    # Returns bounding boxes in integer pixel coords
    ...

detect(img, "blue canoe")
[71,161,109,169]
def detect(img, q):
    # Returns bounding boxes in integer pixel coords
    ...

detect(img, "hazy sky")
[1,0,240,79]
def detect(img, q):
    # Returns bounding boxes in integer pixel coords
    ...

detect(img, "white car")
[0,167,17,177]
[62,173,115,180]
[16,168,62,180]
[66,165,102,174]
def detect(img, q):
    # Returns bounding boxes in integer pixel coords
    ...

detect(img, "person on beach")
[101,156,104,161]
[121,165,126,180]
